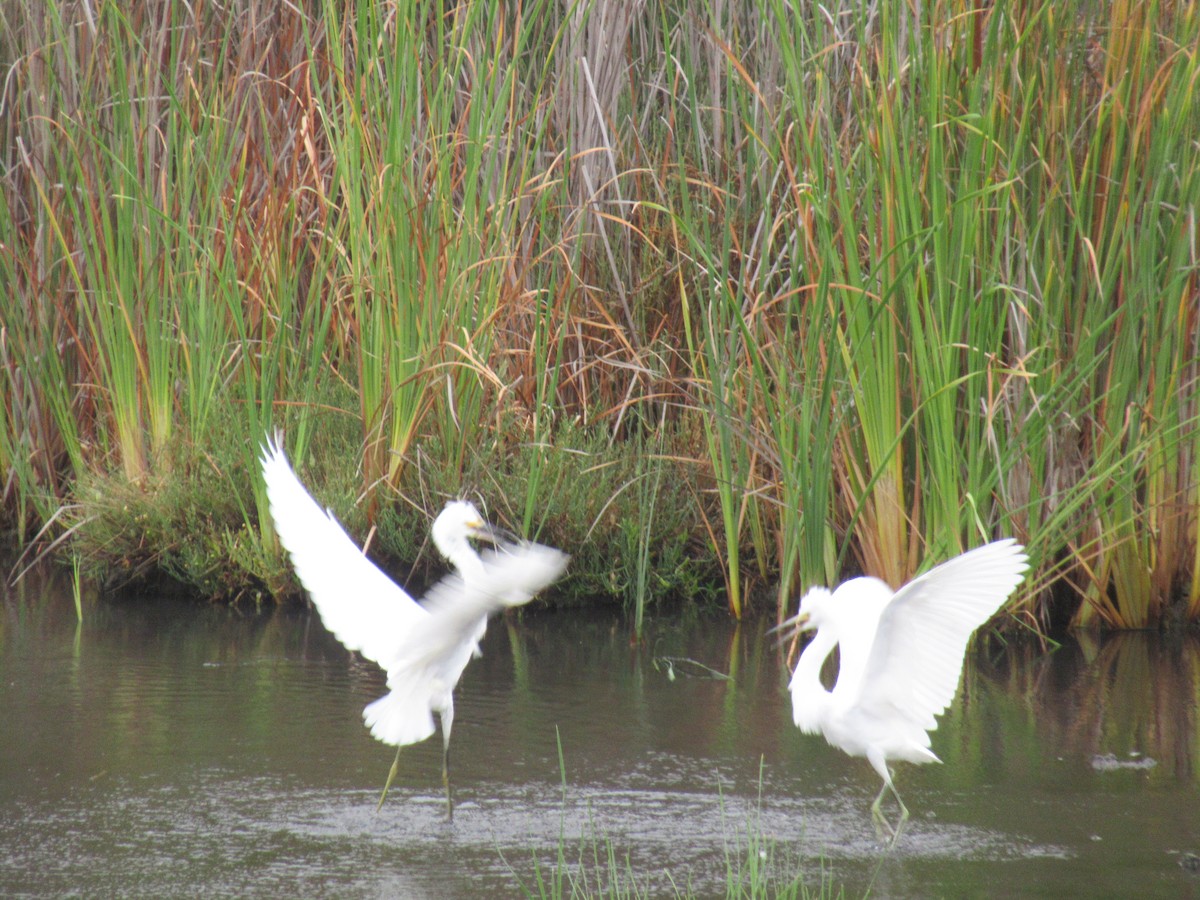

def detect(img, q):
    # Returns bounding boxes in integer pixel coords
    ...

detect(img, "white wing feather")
[259,435,427,669]
[852,540,1029,739]
[261,434,570,749]
[365,541,569,746]
[387,542,569,677]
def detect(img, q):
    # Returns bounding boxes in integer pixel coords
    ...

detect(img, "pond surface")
[2,571,1199,898]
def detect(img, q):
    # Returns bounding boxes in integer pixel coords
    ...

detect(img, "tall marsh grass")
[1,0,1197,628]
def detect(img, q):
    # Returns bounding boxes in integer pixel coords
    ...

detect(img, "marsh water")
[2,572,1199,898]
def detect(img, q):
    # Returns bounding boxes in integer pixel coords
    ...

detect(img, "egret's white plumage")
[781,539,1029,842]
[259,434,568,818]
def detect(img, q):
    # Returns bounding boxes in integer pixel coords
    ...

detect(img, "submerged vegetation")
[513,732,832,898]
[1,0,1198,629]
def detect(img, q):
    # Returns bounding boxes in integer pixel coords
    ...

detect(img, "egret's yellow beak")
[770,610,810,632]
[465,519,490,538]
[769,609,811,646]
[470,519,523,546]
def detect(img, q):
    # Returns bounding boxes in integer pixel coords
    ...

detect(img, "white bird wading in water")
[259,434,568,820]
[778,539,1029,844]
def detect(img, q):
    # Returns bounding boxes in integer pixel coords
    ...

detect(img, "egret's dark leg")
[440,706,455,822]
[866,750,909,848]
[870,781,895,842]
[869,778,908,848]
[377,746,403,812]
[888,781,910,847]
[443,741,453,822]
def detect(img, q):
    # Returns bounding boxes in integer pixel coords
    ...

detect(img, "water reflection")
[1018,632,1200,782]
[2,572,1198,897]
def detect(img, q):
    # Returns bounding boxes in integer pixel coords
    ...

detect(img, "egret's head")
[431,500,498,560]
[794,586,836,629]
[771,586,833,644]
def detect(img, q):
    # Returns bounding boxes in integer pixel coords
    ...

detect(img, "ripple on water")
[4,593,1190,898]
[0,762,1071,897]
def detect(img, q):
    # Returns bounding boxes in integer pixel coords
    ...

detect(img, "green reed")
[314,0,564,495]
[630,418,667,640]
[991,0,1200,625]
[1,0,1197,628]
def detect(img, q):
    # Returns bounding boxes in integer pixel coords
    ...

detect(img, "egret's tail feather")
[363,689,437,747]
[791,701,825,735]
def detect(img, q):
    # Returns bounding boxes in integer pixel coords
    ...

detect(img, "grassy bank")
[2,0,1198,629]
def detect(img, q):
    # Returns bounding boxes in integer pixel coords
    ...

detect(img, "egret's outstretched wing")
[852,540,1028,735]
[364,541,569,746]
[397,541,569,672]
[259,435,425,668]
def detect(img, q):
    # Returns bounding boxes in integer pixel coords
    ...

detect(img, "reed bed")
[1,0,1198,630]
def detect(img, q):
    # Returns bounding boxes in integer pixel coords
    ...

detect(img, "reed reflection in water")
[1,573,1198,897]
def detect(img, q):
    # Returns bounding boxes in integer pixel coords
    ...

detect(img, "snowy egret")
[779,539,1028,843]
[259,435,568,819]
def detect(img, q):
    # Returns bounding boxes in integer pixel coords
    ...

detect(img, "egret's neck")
[789,626,836,734]
[825,577,891,701]
[438,535,486,582]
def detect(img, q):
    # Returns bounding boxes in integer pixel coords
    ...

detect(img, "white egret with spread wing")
[779,539,1028,843]
[259,435,568,819]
